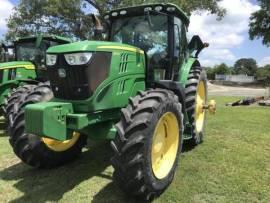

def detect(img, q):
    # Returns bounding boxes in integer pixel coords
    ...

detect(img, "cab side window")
[174,17,182,59]
[173,17,183,80]
[174,24,181,58]
[181,25,188,58]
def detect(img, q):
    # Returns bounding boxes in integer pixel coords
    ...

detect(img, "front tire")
[111,89,183,201]
[9,82,86,168]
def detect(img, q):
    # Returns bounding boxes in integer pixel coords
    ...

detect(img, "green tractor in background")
[0,35,71,123]
[8,4,216,200]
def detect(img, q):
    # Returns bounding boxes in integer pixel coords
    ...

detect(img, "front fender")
[0,79,37,105]
[0,80,21,104]
[179,58,201,87]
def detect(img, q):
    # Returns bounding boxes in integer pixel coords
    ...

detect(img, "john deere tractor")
[8,4,216,200]
[0,35,71,122]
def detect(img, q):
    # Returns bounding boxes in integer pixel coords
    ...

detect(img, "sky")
[0,0,269,67]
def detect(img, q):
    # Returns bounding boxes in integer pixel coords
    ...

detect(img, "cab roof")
[15,34,71,43]
[105,3,190,25]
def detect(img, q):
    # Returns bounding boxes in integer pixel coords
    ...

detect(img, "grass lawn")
[0,96,269,203]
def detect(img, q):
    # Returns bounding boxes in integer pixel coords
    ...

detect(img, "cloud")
[188,0,260,67]
[200,48,236,67]
[259,57,270,67]
[0,0,14,33]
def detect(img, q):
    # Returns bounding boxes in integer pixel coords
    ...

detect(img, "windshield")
[15,40,59,65]
[16,42,44,63]
[111,14,168,58]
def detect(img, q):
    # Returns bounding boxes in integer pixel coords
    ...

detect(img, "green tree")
[6,0,93,40]
[206,63,230,80]
[256,65,270,85]
[206,67,215,80]
[6,0,225,40]
[214,63,230,74]
[233,58,258,76]
[249,0,270,46]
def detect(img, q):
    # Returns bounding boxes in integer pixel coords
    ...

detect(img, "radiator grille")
[47,52,111,100]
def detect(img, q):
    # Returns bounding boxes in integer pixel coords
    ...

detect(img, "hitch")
[203,100,216,114]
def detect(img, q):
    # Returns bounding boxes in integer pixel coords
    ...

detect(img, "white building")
[215,74,255,83]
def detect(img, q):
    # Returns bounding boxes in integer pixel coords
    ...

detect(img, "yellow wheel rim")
[42,132,80,152]
[151,112,179,179]
[195,81,206,133]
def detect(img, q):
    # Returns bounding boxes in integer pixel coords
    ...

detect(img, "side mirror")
[188,35,209,58]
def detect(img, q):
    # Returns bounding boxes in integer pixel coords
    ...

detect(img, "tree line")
[206,58,270,85]
[0,0,269,84]
[0,0,226,61]
[4,0,226,41]
[1,0,268,45]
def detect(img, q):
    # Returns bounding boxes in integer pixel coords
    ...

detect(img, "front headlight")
[46,54,57,66]
[64,53,92,65]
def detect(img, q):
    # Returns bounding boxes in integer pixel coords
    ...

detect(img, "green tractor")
[8,4,216,200]
[0,35,71,121]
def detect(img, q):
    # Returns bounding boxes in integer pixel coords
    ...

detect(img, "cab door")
[173,17,183,81]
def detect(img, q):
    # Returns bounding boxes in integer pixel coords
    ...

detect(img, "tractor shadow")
[91,182,146,203]
[181,141,196,153]
[0,141,136,203]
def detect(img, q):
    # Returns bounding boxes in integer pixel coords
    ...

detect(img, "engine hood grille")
[47,52,112,100]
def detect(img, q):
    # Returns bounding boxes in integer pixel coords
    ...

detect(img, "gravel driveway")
[208,83,268,97]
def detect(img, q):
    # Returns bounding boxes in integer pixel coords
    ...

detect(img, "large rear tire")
[9,82,86,168]
[111,89,183,201]
[185,66,208,145]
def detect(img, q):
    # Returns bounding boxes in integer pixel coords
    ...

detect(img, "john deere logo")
[58,68,66,78]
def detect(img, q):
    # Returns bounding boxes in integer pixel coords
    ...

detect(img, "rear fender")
[179,58,201,87]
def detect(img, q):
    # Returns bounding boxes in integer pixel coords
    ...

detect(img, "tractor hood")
[0,61,35,70]
[47,40,144,54]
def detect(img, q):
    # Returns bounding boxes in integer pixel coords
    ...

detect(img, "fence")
[215,74,255,83]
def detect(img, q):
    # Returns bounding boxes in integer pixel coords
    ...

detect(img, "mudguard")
[179,58,201,87]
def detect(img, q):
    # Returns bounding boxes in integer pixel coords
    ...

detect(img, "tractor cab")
[104,4,205,83]
[12,35,71,81]
[0,35,71,83]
